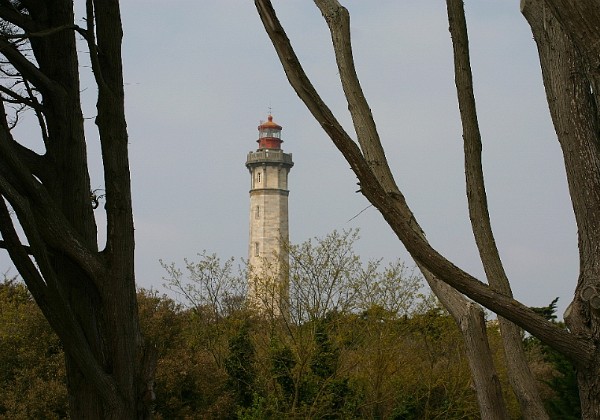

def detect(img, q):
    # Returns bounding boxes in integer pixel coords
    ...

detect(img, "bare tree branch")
[314,0,399,191]
[82,0,108,93]
[22,77,48,146]
[0,196,45,293]
[0,238,31,253]
[92,0,139,265]
[0,36,59,95]
[254,0,370,180]
[313,1,513,415]
[0,82,41,109]
[254,0,593,365]
[0,4,34,32]
[0,121,106,283]
[3,24,80,40]
[446,0,547,417]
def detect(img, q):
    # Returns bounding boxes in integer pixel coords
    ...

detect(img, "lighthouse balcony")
[246,149,294,166]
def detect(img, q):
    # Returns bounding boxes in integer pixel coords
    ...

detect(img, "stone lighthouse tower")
[245,115,294,315]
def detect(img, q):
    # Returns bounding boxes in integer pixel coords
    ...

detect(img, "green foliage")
[0,276,508,419]
[311,320,338,379]
[0,277,68,419]
[269,337,296,403]
[160,231,490,418]
[6,231,576,418]
[237,394,280,420]
[161,252,246,321]
[530,297,559,323]
[225,321,257,408]
[543,350,580,420]
[527,298,581,419]
[137,289,234,419]
[286,229,425,324]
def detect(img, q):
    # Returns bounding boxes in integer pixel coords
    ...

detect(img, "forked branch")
[0,37,58,95]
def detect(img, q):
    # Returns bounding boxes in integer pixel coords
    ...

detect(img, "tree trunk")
[446,1,547,417]
[424,272,509,419]
[33,3,106,416]
[523,1,600,417]
[293,1,510,416]
[457,300,508,418]
[0,1,154,417]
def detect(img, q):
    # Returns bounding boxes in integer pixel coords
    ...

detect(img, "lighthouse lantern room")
[257,115,283,149]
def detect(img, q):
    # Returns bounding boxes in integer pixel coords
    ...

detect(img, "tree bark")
[309,1,510,415]
[446,1,547,417]
[0,1,154,418]
[523,1,600,417]
[423,270,509,419]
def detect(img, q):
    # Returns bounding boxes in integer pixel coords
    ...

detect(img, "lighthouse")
[245,115,294,315]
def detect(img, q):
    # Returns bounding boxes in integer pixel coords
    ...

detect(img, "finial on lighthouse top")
[257,114,283,150]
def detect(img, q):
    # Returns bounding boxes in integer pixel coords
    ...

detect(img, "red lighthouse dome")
[257,115,283,150]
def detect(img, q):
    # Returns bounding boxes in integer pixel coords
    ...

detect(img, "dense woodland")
[0,231,579,419]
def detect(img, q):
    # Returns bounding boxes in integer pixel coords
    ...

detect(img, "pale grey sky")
[2,1,577,316]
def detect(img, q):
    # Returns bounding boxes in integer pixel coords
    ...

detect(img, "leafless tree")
[254,0,600,417]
